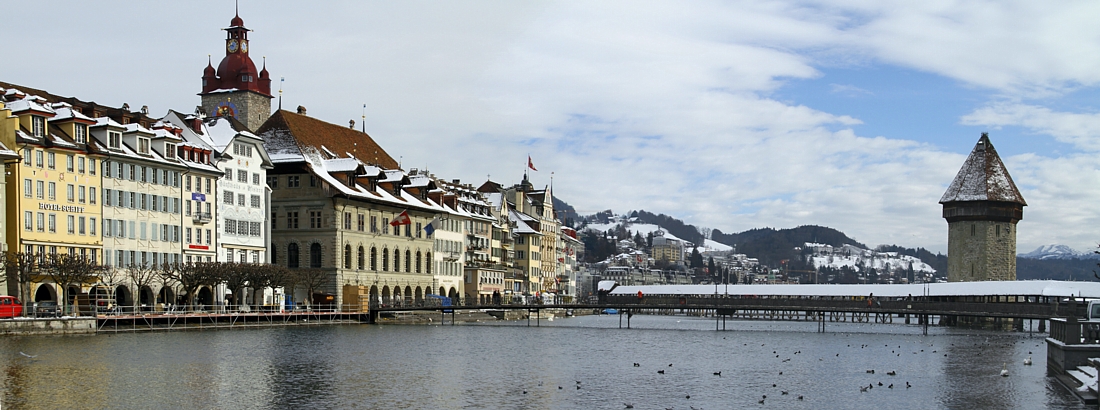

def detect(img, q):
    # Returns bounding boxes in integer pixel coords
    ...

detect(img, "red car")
[0,296,24,318]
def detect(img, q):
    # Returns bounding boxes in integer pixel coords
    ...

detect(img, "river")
[0,314,1085,409]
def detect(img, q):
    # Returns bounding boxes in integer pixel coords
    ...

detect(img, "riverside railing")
[1050,317,1100,345]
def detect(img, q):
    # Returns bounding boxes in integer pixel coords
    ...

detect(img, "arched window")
[371,247,378,271]
[394,249,401,273]
[426,252,432,274]
[357,246,365,270]
[287,243,299,268]
[310,243,322,268]
[415,251,422,273]
[343,244,351,269]
[382,248,389,271]
[405,250,411,272]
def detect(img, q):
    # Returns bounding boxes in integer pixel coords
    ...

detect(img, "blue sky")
[4,1,1100,254]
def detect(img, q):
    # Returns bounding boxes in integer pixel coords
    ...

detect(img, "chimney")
[297,105,307,115]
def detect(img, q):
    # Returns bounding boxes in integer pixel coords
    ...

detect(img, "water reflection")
[0,317,1089,409]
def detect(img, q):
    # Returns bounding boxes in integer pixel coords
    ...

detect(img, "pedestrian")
[868,293,874,308]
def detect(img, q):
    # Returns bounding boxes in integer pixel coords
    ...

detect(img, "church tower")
[940,133,1026,282]
[199,12,272,131]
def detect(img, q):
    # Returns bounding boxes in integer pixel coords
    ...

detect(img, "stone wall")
[947,220,1017,282]
[0,318,96,335]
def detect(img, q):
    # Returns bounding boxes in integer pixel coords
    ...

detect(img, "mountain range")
[558,199,1098,281]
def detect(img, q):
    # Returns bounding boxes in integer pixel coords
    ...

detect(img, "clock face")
[240,41,248,53]
[227,39,239,53]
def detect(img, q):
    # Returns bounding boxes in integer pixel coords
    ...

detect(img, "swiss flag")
[528,156,538,171]
[389,210,411,226]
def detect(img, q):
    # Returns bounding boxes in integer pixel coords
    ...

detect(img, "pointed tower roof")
[939,133,1026,205]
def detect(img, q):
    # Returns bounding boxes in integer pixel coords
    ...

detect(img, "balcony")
[193,212,212,224]
[443,252,461,262]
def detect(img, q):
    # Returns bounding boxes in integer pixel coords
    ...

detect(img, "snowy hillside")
[805,243,936,274]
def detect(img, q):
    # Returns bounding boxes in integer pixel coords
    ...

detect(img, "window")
[343,212,352,230]
[237,193,245,206]
[288,212,299,229]
[32,116,45,137]
[344,245,351,269]
[370,247,377,270]
[310,211,321,228]
[89,158,95,175]
[47,182,54,200]
[223,190,234,204]
[66,155,74,172]
[287,243,300,268]
[90,218,96,236]
[78,186,85,203]
[23,179,30,198]
[65,215,72,234]
[288,176,300,188]
[225,219,237,234]
[36,213,44,232]
[128,165,135,181]
[267,176,278,189]
[250,195,260,208]
[252,173,260,185]
[47,214,56,233]
[370,216,377,233]
[108,131,121,149]
[185,175,192,191]
[205,178,212,194]
[151,168,159,184]
[24,211,31,231]
[22,148,30,166]
[35,150,42,168]
[164,143,176,159]
[382,248,389,271]
[405,250,411,272]
[78,216,85,235]
[237,170,247,182]
[89,187,96,204]
[77,157,85,173]
[66,184,74,202]
[74,124,87,143]
[47,152,55,169]
[140,166,147,182]
[138,138,150,154]
[358,214,365,231]
[416,251,422,273]
[394,249,401,273]
[425,252,431,274]
[225,168,233,180]
[357,246,365,270]
[250,222,261,236]
[206,229,212,244]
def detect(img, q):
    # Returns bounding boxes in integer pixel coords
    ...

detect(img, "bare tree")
[156,262,179,308]
[293,268,330,308]
[221,262,249,311]
[167,262,226,309]
[127,263,160,311]
[40,253,101,316]
[2,252,39,314]
[97,266,125,313]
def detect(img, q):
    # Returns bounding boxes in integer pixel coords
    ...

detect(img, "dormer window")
[138,138,150,154]
[31,116,46,137]
[74,124,87,144]
[241,75,252,82]
[108,132,121,149]
[165,143,176,159]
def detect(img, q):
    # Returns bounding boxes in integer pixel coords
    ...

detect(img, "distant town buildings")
[0,11,577,310]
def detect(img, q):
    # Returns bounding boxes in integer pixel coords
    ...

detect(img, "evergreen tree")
[690,247,703,269]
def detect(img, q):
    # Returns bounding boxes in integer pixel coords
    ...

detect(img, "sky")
[5,1,1100,255]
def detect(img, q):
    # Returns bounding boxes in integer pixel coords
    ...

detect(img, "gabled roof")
[940,133,1027,205]
[256,109,398,169]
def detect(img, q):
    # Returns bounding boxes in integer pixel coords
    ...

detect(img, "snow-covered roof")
[609,281,1100,298]
[940,134,1026,205]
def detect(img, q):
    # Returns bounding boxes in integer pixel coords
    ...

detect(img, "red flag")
[389,210,411,226]
[528,156,537,171]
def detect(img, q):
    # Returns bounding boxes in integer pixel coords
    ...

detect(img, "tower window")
[970,224,975,236]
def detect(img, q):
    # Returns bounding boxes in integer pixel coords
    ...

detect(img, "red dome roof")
[230,14,244,27]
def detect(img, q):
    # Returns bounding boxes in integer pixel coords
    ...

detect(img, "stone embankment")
[375,308,594,325]
[0,318,97,335]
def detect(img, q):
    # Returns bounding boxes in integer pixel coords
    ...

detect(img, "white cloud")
[4,1,1100,255]
[961,103,1100,151]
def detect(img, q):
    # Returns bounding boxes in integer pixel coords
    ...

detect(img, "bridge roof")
[610,281,1100,298]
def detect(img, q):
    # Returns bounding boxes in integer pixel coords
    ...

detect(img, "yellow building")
[0,88,104,302]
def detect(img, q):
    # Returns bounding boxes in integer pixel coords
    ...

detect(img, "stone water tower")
[940,133,1026,282]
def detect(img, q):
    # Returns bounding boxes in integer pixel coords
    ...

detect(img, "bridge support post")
[1039,319,1046,333]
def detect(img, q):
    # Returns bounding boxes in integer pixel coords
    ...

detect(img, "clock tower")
[199,12,272,131]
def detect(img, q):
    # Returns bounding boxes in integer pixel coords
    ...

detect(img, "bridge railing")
[1050,318,1100,345]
